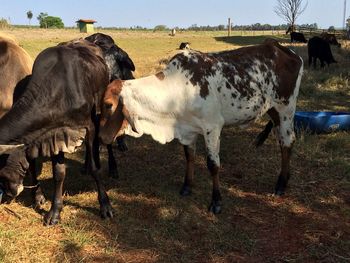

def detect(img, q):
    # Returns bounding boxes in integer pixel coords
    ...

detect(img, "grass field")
[0,28,349,263]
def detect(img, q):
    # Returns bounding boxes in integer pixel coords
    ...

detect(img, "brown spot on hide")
[167,40,301,102]
[172,52,216,99]
[267,108,280,126]
[155,71,165,81]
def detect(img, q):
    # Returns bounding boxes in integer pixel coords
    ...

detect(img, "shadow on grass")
[48,131,350,262]
[214,35,289,46]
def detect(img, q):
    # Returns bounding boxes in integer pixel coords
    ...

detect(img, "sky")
[0,0,348,29]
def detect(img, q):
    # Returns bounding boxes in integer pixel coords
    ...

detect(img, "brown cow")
[0,34,33,118]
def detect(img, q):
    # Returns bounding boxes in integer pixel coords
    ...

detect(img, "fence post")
[228,18,231,37]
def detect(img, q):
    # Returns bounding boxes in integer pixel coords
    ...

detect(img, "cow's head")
[85,33,135,81]
[99,80,137,145]
[0,144,28,202]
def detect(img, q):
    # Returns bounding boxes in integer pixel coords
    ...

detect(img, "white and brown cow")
[99,39,304,214]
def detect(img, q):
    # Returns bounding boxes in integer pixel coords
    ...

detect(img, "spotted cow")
[99,39,304,214]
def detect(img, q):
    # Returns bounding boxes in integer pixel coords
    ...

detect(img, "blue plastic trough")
[294,111,350,134]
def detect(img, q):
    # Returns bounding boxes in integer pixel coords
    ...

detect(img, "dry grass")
[0,28,349,263]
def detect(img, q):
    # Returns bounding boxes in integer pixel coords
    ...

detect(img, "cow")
[0,35,44,205]
[84,33,136,178]
[0,39,114,225]
[0,34,33,118]
[179,42,190,50]
[308,36,337,68]
[320,32,341,47]
[286,26,307,43]
[0,33,136,210]
[99,38,304,214]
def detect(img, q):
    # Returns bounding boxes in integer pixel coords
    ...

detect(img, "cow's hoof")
[43,211,60,226]
[274,189,285,196]
[34,194,46,208]
[100,204,113,219]
[208,201,222,214]
[179,185,191,196]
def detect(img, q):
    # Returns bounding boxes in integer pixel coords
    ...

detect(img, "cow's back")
[168,40,302,125]
[0,41,110,156]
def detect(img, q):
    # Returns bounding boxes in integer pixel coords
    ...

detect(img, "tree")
[41,16,64,28]
[274,0,307,30]
[37,12,48,28]
[26,10,33,25]
[328,26,335,32]
[0,18,10,29]
[37,13,64,28]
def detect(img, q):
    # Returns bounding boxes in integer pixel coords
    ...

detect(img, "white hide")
[119,47,303,166]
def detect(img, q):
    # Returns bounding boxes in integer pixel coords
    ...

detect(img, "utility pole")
[344,0,347,29]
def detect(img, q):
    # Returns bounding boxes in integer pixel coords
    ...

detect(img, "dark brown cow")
[0,39,114,225]
[99,39,304,214]
[308,36,337,68]
[320,32,341,47]
[286,26,307,43]
[0,34,33,118]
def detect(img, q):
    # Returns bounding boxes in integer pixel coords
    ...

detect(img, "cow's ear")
[0,144,25,155]
[121,106,138,133]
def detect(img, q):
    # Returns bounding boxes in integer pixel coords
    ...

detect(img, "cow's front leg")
[107,144,118,179]
[204,126,223,214]
[86,128,113,219]
[44,152,65,225]
[180,143,196,196]
[28,158,46,208]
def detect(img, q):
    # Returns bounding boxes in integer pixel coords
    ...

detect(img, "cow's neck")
[0,91,41,144]
[121,74,185,144]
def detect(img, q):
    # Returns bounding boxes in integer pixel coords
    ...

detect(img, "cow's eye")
[105,103,113,110]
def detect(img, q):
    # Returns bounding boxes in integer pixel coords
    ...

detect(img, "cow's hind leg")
[180,141,197,196]
[204,125,223,214]
[271,109,296,196]
[44,152,65,225]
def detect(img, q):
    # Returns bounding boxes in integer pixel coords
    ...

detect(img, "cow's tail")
[254,120,274,147]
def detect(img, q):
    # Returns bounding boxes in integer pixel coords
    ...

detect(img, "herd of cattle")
[286,26,339,68]
[0,30,340,225]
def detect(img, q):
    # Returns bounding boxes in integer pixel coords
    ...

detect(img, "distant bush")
[153,25,168,31]
[0,18,10,29]
[38,15,64,28]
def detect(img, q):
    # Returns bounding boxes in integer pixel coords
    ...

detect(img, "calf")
[179,42,190,50]
[308,36,337,68]
[99,39,303,214]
